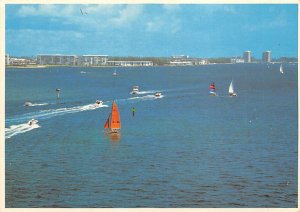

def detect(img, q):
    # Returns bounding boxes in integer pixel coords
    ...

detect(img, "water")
[5,63,298,207]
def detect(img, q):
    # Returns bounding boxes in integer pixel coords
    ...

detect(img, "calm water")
[5,64,298,207]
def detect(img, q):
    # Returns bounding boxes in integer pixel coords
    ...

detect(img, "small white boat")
[280,64,284,74]
[28,119,38,126]
[154,92,162,97]
[112,70,117,76]
[229,80,237,97]
[24,102,33,106]
[80,71,87,74]
[131,86,139,94]
[95,100,103,106]
[56,88,61,99]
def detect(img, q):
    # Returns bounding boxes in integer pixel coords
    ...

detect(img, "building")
[243,51,251,63]
[5,54,9,65]
[9,58,27,65]
[78,55,108,66]
[170,61,193,66]
[37,54,77,66]
[171,55,189,59]
[231,58,245,64]
[106,61,153,66]
[170,56,208,66]
[37,54,109,66]
[262,51,271,63]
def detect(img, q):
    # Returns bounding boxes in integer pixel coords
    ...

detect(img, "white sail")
[280,64,284,74]
[229,80,235,94]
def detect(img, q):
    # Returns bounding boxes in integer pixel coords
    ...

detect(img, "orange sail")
[110,101,121,130]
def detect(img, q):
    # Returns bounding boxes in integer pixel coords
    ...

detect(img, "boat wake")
[128,94,165,101]
[6,103,109,125]
[137,90,158,94]
[5,123,41,139]
[25,102,48,107]
[130,90,162,95]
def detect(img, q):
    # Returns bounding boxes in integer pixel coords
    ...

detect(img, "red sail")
[104,115,110,129]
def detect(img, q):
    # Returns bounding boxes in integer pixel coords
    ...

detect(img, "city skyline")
[6,4,298,58]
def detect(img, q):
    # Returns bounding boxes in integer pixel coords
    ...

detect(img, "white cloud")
[6,29,86,55]
[109,5,143,27]
[16,5,143,30]
[146,5,182,34]
[162,4,181,13]
[18,5,37,16]
[202,5,238,15]
[243,11,288,31]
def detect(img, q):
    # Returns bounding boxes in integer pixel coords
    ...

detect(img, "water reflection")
[104,132,121,142]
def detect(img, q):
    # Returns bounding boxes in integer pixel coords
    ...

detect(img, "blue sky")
[5,4,298,58]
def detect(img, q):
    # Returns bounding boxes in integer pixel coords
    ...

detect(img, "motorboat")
[95,100,103,106]
[24,102,33,106]
[154,92,162,97]
[28,119,38,126]
[131,86,139,94]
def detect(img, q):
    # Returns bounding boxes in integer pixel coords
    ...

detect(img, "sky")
[5,4,298,58]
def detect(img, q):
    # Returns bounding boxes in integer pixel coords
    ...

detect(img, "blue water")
[5,63,298,207]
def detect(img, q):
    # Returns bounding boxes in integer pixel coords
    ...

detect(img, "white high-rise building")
[262,51,271,63]
[243,51,251,63]
[5,54,9,65]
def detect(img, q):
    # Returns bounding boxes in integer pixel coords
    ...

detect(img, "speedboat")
[24,102,33,106]
[154,92,162,97]
[28,119,38,126]
[131,86,139,94]
[95,100,103,106]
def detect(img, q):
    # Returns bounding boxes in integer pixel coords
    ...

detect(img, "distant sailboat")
[209,82,217,96]
[112,69,117,76]
[229,80,237,97]
[280,64,284,74]
[104,100,121,133]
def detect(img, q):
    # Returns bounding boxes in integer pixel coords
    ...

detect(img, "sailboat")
[280,64,284,74]
[112,69,117,76]
[104,100,121,133]
[229,80,237,97]
[209,82,217,96]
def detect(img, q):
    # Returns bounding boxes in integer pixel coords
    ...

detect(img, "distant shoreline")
[5,61,296,69]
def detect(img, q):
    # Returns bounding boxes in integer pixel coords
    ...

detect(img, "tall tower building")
[262,51,271,63]
[243,51,251,63]
[5,54,9,65]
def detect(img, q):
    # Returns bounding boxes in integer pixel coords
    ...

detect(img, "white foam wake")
[25,102,48,107]
[129,90,161,95]
[137,90,158,94]
[7,103,109,124]
[128,94,165,101]
[5,123,40,139]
